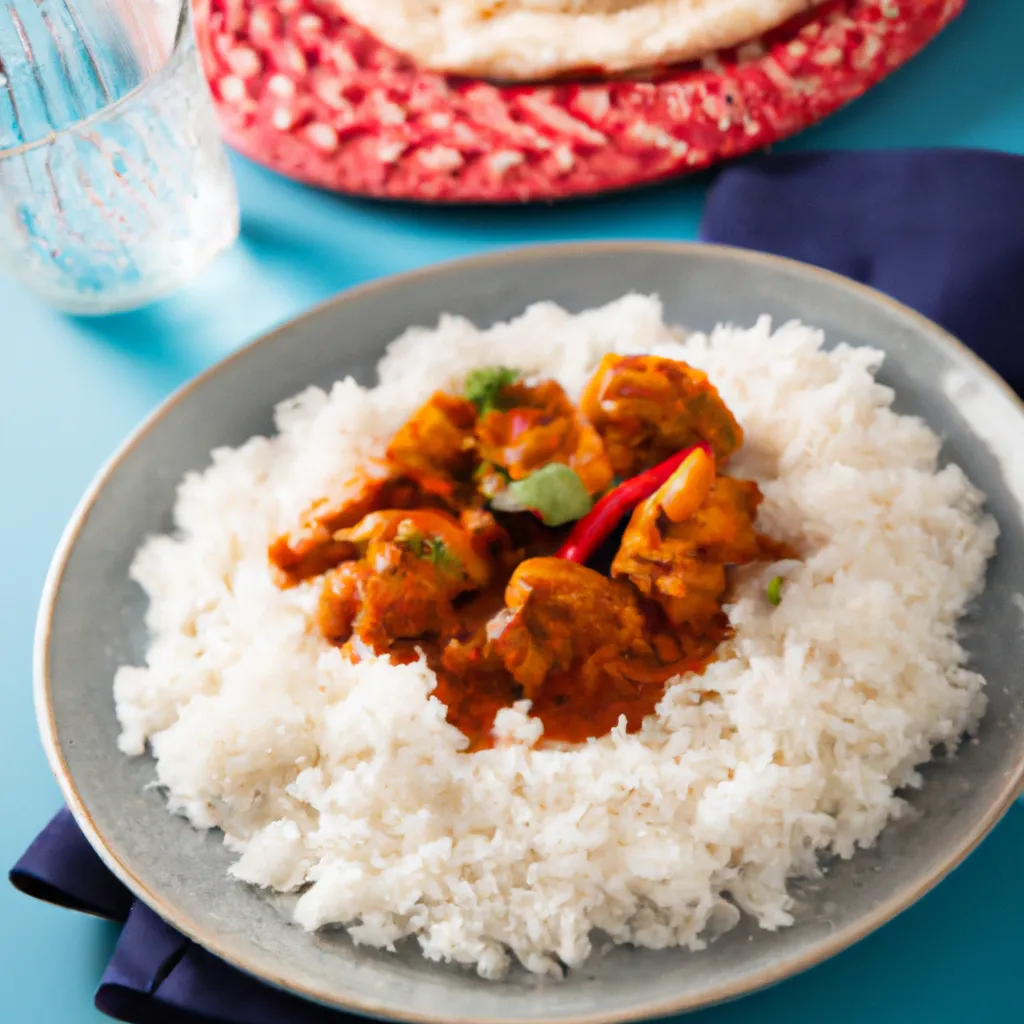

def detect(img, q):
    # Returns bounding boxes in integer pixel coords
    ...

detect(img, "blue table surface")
[4,3,1024,1021]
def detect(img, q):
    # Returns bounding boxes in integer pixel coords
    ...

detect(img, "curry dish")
[269,355,790,747]
[115,297,998,979]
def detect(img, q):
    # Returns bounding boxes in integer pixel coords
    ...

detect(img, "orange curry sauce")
[269,355,787,750]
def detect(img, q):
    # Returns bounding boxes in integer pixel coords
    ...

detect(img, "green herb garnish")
[766,576,784,606]
[490,463,593,527]
[396,522,462,575]
[465,366,520,415]
[422,536,460,573]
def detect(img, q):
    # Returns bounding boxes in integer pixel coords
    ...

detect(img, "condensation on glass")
[0,0,239,314]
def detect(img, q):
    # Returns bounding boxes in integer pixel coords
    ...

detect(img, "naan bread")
[333,0,823,81]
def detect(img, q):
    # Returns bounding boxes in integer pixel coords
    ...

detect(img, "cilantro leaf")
[490,463,593,527]
[396,522,462,575]
[465,366,521,416]
[422,536,460,573]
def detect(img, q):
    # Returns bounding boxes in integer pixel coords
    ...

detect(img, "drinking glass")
[0,0,239,314]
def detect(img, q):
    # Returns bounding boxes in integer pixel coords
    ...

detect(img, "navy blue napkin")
[702,148,1024,394]
[11,148,1024,1024]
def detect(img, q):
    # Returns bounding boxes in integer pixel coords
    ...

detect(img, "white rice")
[114,296,998,978]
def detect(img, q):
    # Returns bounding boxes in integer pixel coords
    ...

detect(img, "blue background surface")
[3,2,1023,1020]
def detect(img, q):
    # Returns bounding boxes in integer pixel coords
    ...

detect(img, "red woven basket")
[195,0,964,203]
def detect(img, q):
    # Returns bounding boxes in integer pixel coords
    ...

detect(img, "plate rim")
[34,240,1024,1023]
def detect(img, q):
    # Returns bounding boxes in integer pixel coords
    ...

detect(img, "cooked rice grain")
[114,297,997,977]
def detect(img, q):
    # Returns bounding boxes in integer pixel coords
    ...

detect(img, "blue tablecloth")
[3,2,1023,1021]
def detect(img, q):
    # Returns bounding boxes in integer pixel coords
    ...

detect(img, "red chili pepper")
[555,442,710,564]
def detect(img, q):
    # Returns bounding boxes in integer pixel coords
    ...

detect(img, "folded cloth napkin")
[701,148,1024,393]
[11,147,1024,1024]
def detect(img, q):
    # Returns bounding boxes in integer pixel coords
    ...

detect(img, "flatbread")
[333,0,824,81]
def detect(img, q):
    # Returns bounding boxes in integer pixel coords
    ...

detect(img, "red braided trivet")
[195,0,964,202]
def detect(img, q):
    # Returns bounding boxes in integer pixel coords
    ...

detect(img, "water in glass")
[0,0,239,314]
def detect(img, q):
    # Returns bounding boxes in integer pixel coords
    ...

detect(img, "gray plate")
[36,242,1024,1024]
